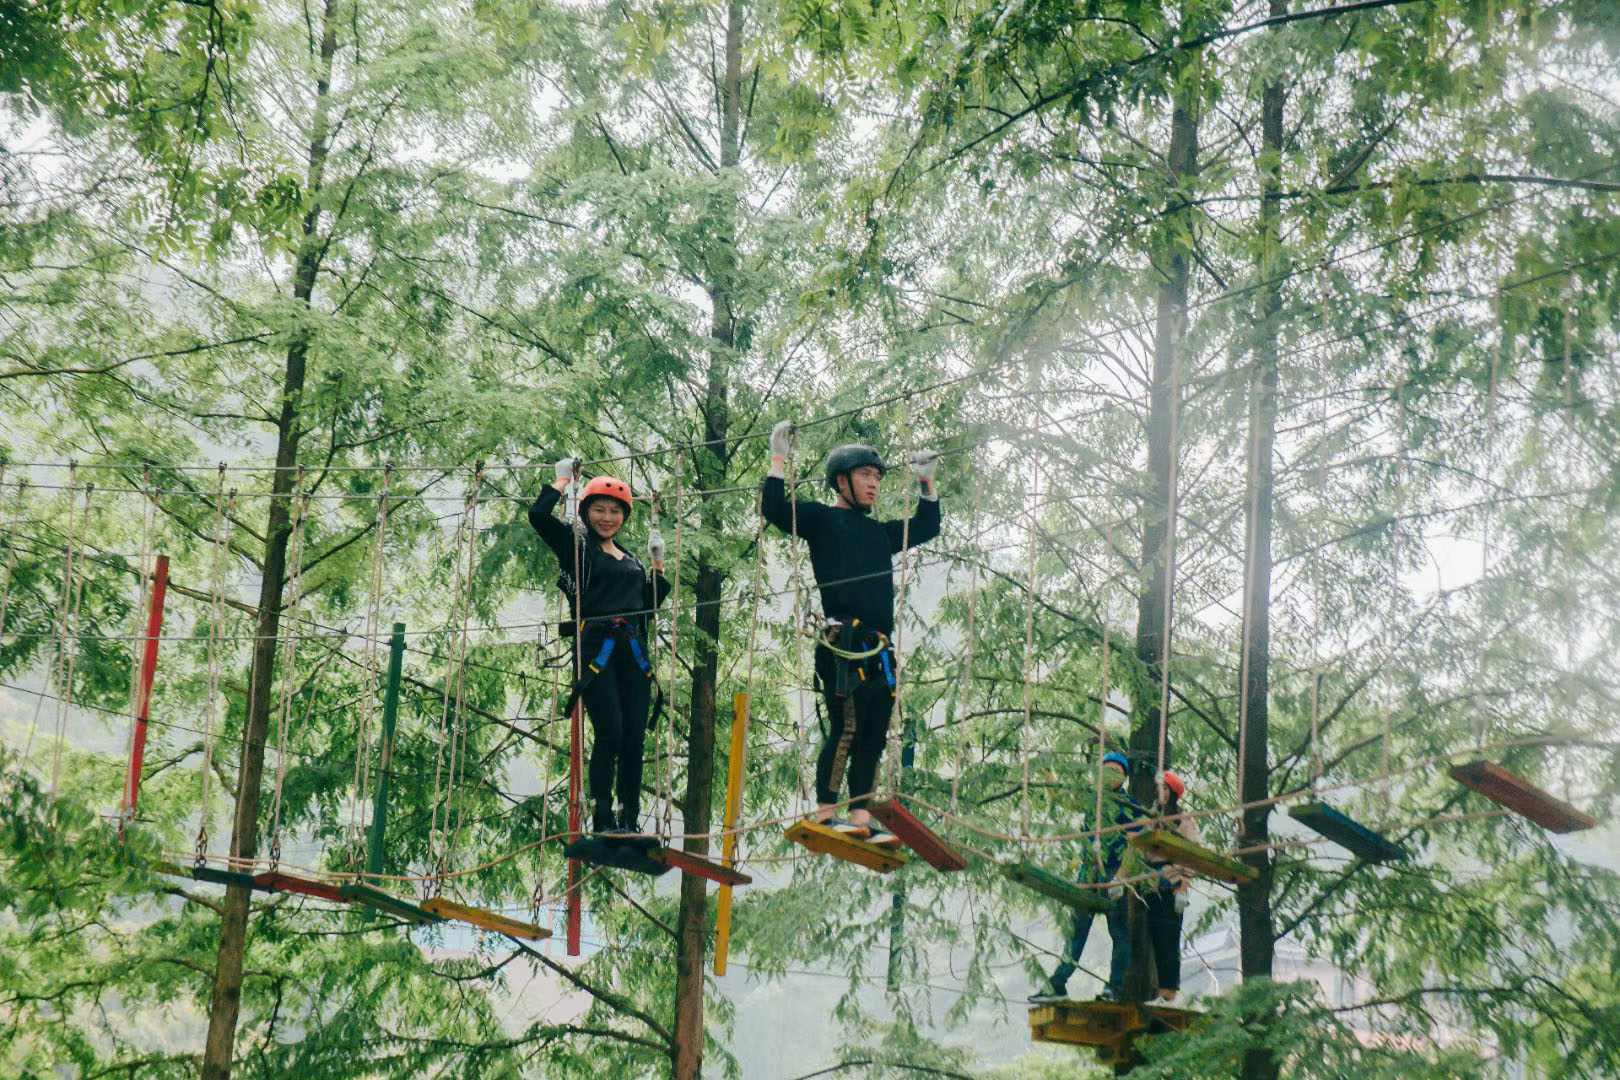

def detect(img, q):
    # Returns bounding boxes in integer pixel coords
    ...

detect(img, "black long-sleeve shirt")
[760,475,939,636]
[529,486,669,632]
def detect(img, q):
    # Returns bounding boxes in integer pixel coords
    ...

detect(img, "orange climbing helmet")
[580,475,633,517]
[1161,770,1186,798]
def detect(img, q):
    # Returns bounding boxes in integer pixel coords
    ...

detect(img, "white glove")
[554,457,578,483]
[909,450,939,482]
[647,528,666,563]
[1173,890,1189,914]
[769,420,795,459]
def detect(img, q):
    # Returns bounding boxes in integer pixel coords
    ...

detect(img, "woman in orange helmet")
[1144,769,1200,1001]
[530,458,669,836]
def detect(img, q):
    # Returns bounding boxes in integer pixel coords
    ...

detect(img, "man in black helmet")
[760,420,941,845]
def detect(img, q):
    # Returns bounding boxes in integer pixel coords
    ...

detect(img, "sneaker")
[1095,989,1120,1003]
[864,824,903,848]
[1029,988,1068,1005]
[818,816,870,838]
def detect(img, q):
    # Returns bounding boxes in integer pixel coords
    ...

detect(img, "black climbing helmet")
[825,444,887,493]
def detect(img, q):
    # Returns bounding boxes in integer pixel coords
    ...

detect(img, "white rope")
[0,478,24,642]
[1156,341,1183,783]
[663,451,684,838]
[888,396,916,792]
[120,469,154,809]
[1019,361,1041,838]
[48,475,91,795]
[1094,522,1115,870]
[196,476,233,859]
[447,464,484,876]
[949,472,983,823]
[789,441,811,810]
[351,468,390,862]
[270,477,309,866]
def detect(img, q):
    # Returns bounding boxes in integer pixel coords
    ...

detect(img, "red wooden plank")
[1450,760,1596,833]
[121,556,169,815]
[254,871,349,904]
[653,846,753,886]
[869,797,968,872]
[567,700,583,956]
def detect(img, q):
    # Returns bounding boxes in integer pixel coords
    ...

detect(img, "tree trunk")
[200,4,338,1076]
[1237,7,1287,1079]
[1125,47,1200,1011]
[671,5,742,1077]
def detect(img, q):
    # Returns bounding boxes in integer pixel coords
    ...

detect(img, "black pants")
[814,642,895,810]
[1144,880,1184,991]
[577,643,651,829]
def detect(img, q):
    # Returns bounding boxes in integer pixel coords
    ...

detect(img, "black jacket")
[529,486,670,634]
[760,475,939,635]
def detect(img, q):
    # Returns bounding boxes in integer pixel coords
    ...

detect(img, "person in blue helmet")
[1032,750,1147,1003]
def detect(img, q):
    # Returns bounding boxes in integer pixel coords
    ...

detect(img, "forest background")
[2,0,1618,1077]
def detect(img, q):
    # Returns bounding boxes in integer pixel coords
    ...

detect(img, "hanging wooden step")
[783,819,907,874]
[563,835,674,877]
[1449,760,1595,833]
[254,870,350,903]
[1029,1000,1202,1063]
[650,846,753,886]
[1288,802,1409,863]
[1000,861,1112,914]
[420,897,552,940]
[181,864,263,890]
[868,798,968,872]
[1130,828,1256,884]
[337,882,445,925]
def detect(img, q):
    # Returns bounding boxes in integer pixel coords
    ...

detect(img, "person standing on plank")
[761,420,940,847]
[1143,770,1198,1001]
[530,459,670,836]
[1032,751,1147,1003]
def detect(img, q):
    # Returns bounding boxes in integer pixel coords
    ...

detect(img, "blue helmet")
[1101,751,1130,773]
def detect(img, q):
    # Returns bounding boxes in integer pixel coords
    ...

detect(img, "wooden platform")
[1130,828,1256,884]
[650,846,753,886]
[1288,802,1409,863]
[784,819,908,874]
[337,882,445,925]
[421,897,552,940]
[869,798,968,871]
[563,835,675,876]
[254,870,349,903]
[1029,1000,1202,1063]
[1000,861,1112,914]
[1450,760,1596,833]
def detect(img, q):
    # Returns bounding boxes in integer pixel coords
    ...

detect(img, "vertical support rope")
[888,395,915,793]
[429,469,480,894]
[447,463,484,875]
[1019,360,1041,839]
[949,472,984,825]
[122,468,154,779]
[733,510,768,866]
[49,473,92,795]
[1094,521,1115,870]
[663,451,684,839]
[271,475,309,867]
[1156,344,1183,784]
[195,473,232,858]
[788,441,811,808]
[0,478,25,642]
[353,466,390,860]
[1309,305,1329,793]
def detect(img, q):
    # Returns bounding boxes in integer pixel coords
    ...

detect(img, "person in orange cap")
[531,459,670,836]
[1144,769,1200,1000]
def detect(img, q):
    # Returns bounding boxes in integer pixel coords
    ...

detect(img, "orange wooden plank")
[784,819,907,874]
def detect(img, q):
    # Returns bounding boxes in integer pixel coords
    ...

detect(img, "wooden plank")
[1450,760,1596,833]
[784,819,908,874]
[1289,801,1409,863]
[868,798,968,872]
[653,846,752,887]
[421,897,552,941]
[337,882,445,925]
[1130,828,1257,884]
[254,871,348,903]
[186,865,262,890]
[1000,861,1112,914]
[562,836,674,876]
[1027,1001,1142,1047]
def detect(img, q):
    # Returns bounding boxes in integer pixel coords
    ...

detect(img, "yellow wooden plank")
[1130,827,1257,884]
[784,820,908,874]
[420,898,551,941]
[714,692,750,977]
